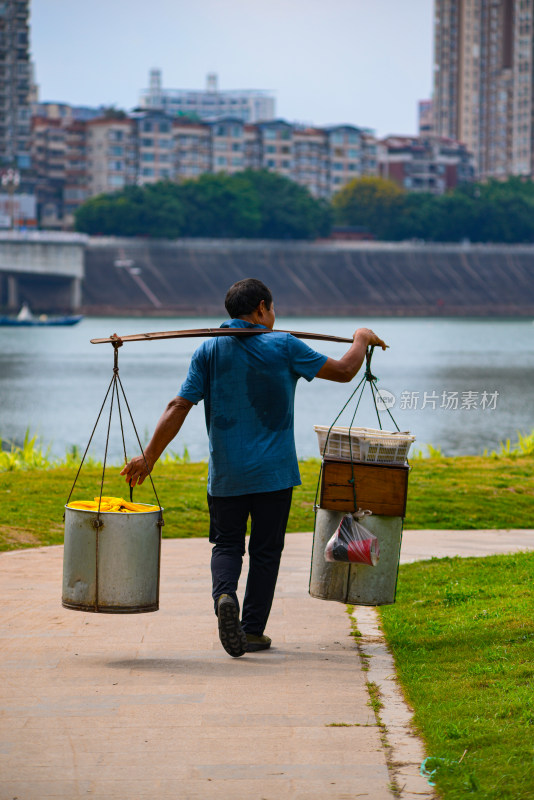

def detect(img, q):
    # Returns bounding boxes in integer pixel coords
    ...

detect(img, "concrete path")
[1,529,533,800]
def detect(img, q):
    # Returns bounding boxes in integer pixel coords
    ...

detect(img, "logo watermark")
[374,389,499,411]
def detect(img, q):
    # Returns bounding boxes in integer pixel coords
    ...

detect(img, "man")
[121,278,386,658]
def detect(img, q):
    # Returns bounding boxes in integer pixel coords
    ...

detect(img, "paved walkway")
[1,529,533,800]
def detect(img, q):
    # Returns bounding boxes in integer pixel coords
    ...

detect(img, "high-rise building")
[0,0,32,170]
[418,100,434,135]
[433,0,524,178]
[140,69,276,124]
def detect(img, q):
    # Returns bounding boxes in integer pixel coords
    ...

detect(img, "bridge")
[0,232,86,313]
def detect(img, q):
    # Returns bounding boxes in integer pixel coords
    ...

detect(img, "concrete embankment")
[81,238,534,317]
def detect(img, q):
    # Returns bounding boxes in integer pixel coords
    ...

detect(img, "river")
[0,316,532,463]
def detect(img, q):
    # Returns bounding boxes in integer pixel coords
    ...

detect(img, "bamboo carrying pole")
[91,328,354,345]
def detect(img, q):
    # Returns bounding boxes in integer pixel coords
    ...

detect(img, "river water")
[0,316,532,463]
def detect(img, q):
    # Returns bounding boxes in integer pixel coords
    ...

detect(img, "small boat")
[0,303,83,327]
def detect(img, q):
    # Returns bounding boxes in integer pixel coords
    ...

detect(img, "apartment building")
[31,117,66,227]
[132,110,174,183]
[140,69,276,124]
[0,0,32,172]
[379,136,475,193]
[433,0,532,178]
[86,117,136,196]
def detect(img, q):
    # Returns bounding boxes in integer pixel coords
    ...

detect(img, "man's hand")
[120,454,154,488]
[317,328,388,383]
[353,328,388,351]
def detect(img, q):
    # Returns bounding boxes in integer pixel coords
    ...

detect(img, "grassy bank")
[0,455,532,552]
[380,552,534,800]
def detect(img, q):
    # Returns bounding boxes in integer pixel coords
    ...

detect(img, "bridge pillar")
[70,277,82,310]
[7,275,18,311]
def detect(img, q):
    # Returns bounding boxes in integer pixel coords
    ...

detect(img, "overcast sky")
[30,0,434,137]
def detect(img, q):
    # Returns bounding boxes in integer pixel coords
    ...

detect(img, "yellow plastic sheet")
[68,496,160,513]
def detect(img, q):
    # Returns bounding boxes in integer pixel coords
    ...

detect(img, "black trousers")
[207,487,293,636]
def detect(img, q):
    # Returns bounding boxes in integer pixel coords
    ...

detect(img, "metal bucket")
[309,508,403,606]
[62,505,163,613]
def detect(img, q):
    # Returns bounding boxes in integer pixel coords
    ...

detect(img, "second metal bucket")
[309,508,403,606]
[62,505,163,613]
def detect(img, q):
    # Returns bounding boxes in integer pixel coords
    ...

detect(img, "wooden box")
[320,458,409,516]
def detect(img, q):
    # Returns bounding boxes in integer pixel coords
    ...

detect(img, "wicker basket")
[314,425,415,465]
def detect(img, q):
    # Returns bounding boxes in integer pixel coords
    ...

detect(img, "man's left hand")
[120,454,154,487]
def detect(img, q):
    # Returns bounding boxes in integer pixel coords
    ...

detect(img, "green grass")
[0,454,533,551]
[379,553,534,800]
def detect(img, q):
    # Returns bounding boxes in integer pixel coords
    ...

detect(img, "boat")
[0,303,83,327]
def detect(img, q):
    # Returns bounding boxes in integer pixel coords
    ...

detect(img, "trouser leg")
[241,487,293,636]
[208,492,250,616]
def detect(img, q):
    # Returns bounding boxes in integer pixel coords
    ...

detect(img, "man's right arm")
[316,328,387,383]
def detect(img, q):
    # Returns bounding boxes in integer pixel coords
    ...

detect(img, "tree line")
[75,173,534,243]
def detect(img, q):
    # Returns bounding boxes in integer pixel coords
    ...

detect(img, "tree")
[332,176,403,239]
[74,170,331,240]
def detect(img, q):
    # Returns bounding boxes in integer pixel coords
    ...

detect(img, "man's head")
[225,279,273,321]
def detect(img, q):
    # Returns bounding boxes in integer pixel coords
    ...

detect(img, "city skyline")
[30,0,433,137]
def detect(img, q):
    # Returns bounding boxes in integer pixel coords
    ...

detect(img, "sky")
[30,0,434,137]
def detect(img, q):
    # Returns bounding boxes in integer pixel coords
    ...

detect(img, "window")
[333,162,343,170]
[142,168,154,176]
[348,148,359,158]
[266,158,275,167]
[158,153,169,163]
[216,156,227,165]
[108,160,124,171]
[109,130,124,141]
[142,152,155,162]
[109,175,125,187]
[266,145,276,153]
[232,142,241,151]
[232,157,243,166]
[331,132,344,144]
[216,125,227,137]
[348,132,359,144]
[143,121,153,132]
[263,128,277,140]
[142,138,154,147]
[109,146,123,156]
[158,169,171,178]
[158,121,170,133]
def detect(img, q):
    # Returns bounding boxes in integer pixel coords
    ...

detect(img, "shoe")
[245,633,272,652]
[217,594,247,658]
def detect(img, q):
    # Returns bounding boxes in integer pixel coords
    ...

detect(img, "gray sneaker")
[217,594,247,658]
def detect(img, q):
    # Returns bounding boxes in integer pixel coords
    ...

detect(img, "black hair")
[224,278,273,318]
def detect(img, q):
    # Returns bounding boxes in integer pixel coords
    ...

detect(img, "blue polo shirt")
[178,319,327,496]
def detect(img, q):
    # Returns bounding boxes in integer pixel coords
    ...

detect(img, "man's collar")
[220,319,268,330]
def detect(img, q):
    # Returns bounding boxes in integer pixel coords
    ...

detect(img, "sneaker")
[217,594,247,658]
[245,633,272,652]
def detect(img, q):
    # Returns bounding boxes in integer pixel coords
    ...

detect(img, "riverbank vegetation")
[74,170,332,240]
[74,172,534,243]
[380,552,534,799]
[0,445,532,551]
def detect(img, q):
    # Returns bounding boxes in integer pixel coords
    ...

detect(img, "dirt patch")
[0,526,43,548]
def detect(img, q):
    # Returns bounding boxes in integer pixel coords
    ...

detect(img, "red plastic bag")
[324,510,379,566]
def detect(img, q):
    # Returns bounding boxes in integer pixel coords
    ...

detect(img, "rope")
[65,342,164,527]
[313,345,403,516]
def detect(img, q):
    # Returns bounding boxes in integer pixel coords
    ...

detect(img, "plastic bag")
[324,509,379,566]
